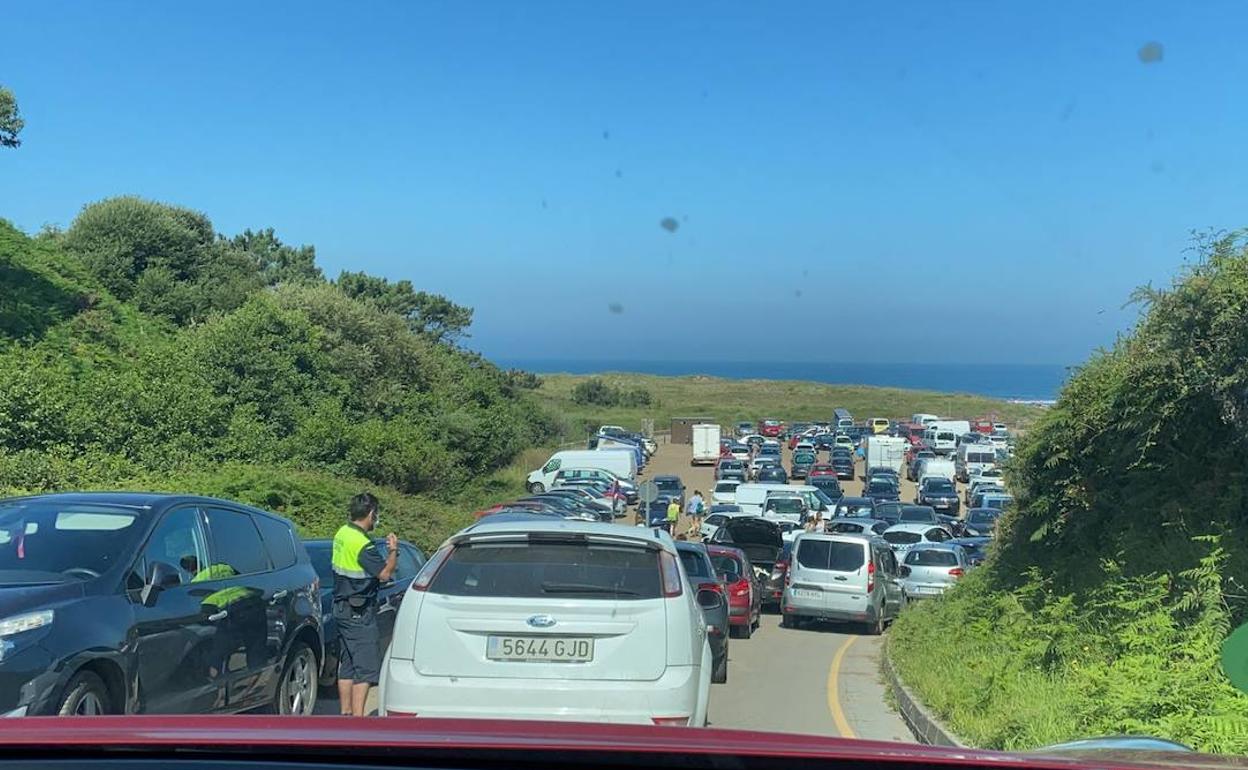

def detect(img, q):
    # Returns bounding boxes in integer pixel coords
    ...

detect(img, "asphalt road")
[315,437,916,741]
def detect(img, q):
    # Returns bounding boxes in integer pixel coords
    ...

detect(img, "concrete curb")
[882,641,967,748]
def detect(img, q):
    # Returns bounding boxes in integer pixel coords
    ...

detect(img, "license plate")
[486,636,594,662]
[912,585,940,595]
[792,588,821,599]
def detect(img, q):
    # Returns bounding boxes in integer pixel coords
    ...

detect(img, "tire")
[740,617,753,639]
[58,670,111,716]
[712,649,728,684]
[528,482,545,494]
[864,610,884,636]
[269,642,318,715]
[781,613,799,629]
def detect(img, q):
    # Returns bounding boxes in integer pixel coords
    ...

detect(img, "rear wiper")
[541,582,640,596]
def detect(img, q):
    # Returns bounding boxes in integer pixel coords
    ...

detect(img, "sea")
[495,359,1068,403]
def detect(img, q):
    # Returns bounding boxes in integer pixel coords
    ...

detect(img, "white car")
[880,523,955,554]
[699,507,747,539]
[712,479,741,505]
[793,441,815,453]
[380,519,714,726]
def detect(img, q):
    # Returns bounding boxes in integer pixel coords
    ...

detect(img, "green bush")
[891,233,1248,753]
[570,377,653,408]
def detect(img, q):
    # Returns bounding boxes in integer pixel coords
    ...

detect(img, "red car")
[758,418,784,437]
[808,463,837,478]
[706,544,762,639]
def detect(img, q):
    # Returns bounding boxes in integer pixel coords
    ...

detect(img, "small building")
[670,417,714,444]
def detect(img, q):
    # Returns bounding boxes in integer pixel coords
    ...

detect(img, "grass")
[532,372,1045,437]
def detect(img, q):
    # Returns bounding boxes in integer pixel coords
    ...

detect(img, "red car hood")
[1,718,1244,770]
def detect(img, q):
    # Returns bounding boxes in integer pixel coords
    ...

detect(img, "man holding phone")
[330,492,399,716]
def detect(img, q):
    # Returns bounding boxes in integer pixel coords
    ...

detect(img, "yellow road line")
[826,635,859,739]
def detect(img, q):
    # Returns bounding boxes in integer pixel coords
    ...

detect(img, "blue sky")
[3,1,1245,365]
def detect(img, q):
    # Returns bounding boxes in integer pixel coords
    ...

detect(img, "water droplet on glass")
[660,217,679,233]
[1138,41,1164,64]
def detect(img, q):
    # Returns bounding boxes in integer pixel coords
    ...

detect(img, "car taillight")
[652,716,690,727]
[867,559,875,593]
[410,545,453,591]
[949,568,965,578]
[660,551,684,597]
[732,583,750,598]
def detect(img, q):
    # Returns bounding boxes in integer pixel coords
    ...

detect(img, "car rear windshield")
[925,480,955,493]
[0,502,144,582]
[794,452,815,463]
[905,549,959,567]
[868,480,897,492]
[656,479,681,490]
[884,531,922,545]
[710,553,745,578]
[900,509,936,523]
[677,549,713,579]
[715,481,739,492]
[795,539,864,572]
[969,511,999,526]
[429,541,661,600]
[766,497,803,514]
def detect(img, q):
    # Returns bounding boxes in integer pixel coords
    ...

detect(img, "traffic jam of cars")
[0,413,1010,725]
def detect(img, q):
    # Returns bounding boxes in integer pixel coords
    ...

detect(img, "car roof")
[0,492,287,522]
[797,530,883,545]
[838,497,874,505]
[828,518,889,528]
[653,474,683,482]
[885,523,945,534]
[906,542,963,552]
[458,519,677,551]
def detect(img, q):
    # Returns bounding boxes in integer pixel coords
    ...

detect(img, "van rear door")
[790,537,869,616]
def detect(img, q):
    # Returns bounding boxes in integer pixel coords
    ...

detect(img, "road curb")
[882,641,966,748]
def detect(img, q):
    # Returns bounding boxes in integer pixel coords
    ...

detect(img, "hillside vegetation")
[0,199,554,552]
[534,372,1044,434]
[890,233,1248,753]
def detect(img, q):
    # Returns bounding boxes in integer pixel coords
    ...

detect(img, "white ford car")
[379,518,715,726]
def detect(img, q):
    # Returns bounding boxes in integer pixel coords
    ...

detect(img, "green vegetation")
[890,233,1248,753]
[0,85,22,148]
[0,200,555,552]
[535,372,1043,436]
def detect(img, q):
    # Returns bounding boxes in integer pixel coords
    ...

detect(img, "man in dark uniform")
[331,492,398,716]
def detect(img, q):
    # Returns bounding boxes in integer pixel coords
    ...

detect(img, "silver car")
[899,543,968,600]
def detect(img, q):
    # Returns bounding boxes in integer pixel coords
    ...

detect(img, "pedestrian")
[685,490,705,537]
[665,497,680,534]
[331,492,399,717]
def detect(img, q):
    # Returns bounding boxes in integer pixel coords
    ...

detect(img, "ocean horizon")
[497,358,1069,402]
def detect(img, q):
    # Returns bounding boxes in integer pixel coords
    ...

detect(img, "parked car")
[937,514,966,537]
[807,476,844,502]
[807,463,837,478]
[870,501,903,526]
[949,536,993,567]
[742,434,765,449]
[699,506,746,539]
[881,523,955,554]
[830,455,855,480]
[825,518,891,537]
[715,459,747,481]
[863,477,901,502]
[978,493,1015,511]
[0,492,323,717]
[705,545,762,640]
[643,496,675,526]
[965,474,1006,505]
[707,516,783,588]
[758,419,784,438]
[899,543,968,599]
[963,508,1002,537]
[735,421,754,438]
[728,443,752,462]
[712,479,742,505]
[750,455,779,479]
[653,475,686,508]
[864,466,901,483]
[675,542,730,685]
[781,532,904,634]
[907,450,937,481]
[897,505,939,525]
[831,496,876,519]
[756,466,788,485]
[790,450,817,480]
[381,519,716,725]
[304,537,425,685]
[915,477,961,516]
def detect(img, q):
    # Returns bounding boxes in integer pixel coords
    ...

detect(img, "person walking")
[664,497,680,534]
[331,492,399,717]
[685,490,705,537]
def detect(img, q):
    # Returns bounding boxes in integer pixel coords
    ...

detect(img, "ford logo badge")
[526,614,557,628]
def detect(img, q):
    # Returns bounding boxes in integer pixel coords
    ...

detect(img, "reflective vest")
[332,524,372,579]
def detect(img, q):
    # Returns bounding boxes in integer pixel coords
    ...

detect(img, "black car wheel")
[58,670,111,716]
[712,648,728,684]
[528,482,545,494]
[270,642,318,715]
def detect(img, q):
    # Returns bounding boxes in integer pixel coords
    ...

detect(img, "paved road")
[316,436,918,741]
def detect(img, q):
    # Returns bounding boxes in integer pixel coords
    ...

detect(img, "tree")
[225,228,323,286]
[335,270,473,345]
[0,87,23,148]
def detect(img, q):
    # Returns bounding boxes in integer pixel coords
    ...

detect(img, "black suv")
[0,493,322,717]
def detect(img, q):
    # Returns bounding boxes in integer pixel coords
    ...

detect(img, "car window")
[883,531,922,545]
[710,553,743,579]
[383,542,423,581]
[796,539,864,572]
[705,514,726,527]
[829,522,863,534]
[429,542,661,600]
[203,507,271,576]
[254,514,297,570]
[926,528,952,543]
[306,544,332,584]
[677,549,713,579]
[542,458,561,473]
[906,549,959,567]
[137,506,208,587]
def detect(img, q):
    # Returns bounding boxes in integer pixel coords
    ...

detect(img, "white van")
[738,483,830,518]
[781,532,904,634]
[955,444,998,482]
[916,458,956,486]
[865,436,908,475]
[911,413,940,427]
[923,427,959,455]
[527,449,636,493]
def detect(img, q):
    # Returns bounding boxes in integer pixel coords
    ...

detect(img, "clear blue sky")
[3,1,1245,365]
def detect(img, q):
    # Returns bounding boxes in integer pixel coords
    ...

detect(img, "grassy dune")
[533,372,1045,435]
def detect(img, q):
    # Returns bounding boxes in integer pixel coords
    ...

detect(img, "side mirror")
[141,561,181,607]
[696,588,724,611]
[899,565,912,577]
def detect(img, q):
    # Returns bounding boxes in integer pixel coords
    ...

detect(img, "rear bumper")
[380,660,702,724]
[783,588,877,622]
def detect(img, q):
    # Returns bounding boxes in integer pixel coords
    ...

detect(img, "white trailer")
[865,436,908,475]
[691,423,722,466]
